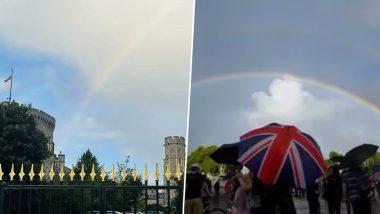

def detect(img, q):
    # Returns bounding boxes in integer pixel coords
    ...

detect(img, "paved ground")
[294,197,380,214]
[211,193,380,214]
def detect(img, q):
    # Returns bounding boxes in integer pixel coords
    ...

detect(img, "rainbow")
[80,2,181,106]
[192,71,380,113]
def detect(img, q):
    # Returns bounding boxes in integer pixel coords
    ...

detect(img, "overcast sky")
[0,0,194,182]
[188,0,380,157]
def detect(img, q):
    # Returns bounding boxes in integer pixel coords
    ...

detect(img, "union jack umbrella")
[237,123,328,188]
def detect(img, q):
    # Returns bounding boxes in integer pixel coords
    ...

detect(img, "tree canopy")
[367,152,380,173]
[72,149,104,183]
[187,145,220,175]
[0,102,49,172]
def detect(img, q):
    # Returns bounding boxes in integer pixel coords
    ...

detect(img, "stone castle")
[29,108,67,175]
[163,136,186,182]
[163,136,186,202]
[29,107,187,183]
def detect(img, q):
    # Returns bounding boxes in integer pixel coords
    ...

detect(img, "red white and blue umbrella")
[237,123,328,189]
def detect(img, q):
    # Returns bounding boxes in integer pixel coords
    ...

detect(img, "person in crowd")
[214,179,220,200]
[299,188,305,199]
[307,181,321,214]
[234,174,252,214]
[237,172,296,214]
[323,166,342,214]
[201,174,213,208]
[273,185,297,214]
[342,165,373,214]
[185,164,204,214]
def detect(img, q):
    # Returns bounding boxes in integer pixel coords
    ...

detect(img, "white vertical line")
[183,0,197,212]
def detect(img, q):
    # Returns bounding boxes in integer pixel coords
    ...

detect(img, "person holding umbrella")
[342,165,372,214]
[333,143,379,214]
[210,123,328,214]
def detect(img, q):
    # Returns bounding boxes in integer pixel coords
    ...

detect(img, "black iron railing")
[0,163,183,214]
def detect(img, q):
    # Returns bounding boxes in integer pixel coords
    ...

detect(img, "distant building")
[29,108,67,177]
[163,136,186,204]
[146,189,165,205]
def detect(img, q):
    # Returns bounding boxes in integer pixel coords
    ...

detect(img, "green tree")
[325,151,343,166]
[72,149,104,183]
[367,152,380,173]
[187,145,220,175]
[0,102,49,175]
[114,158,144,212]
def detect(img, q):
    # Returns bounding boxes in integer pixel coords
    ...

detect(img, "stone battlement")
[164,136,185,145]
[29,108,56,130]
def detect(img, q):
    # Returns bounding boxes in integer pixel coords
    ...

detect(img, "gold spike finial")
[29,164,35,181]
[144,163,149,182]
[19,164,25,181]
[69,165,75,181]
[0,164,3,181]
[38,164,45,180]
[176,163,182,180]
[9,163,15,181]
[100,165,106,181]
[80,164,86,181]
[111,164,116,182]
[58,165,65,181]
[154,162,160,181]
[132,164,137,181]
[165,161,171,181]
[120,166,127,182]
[48,165,55,181]
[90,164,96,182]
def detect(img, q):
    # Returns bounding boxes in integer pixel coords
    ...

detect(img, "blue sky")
[188,0,380,156]
[0,0,193,183]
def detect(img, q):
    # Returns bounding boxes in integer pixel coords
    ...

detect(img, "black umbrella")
[209,142,240,165]
[344,144,379,166]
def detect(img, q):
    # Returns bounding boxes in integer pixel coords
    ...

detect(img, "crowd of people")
[185,164,222,214]
[185,163,380,214]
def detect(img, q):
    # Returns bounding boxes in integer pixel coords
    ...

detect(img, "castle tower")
[163,136,185,204]
[29,108,56,156]
[29,107,67,178]
[163,136,186,182]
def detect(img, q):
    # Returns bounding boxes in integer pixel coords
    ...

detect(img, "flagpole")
[9,68,13,103]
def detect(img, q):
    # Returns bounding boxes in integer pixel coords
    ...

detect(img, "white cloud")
[247,77,349,128]
[245,77,380,156]
[0,0,193,105]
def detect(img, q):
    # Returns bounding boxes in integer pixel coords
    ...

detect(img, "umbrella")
[344,144,378,166]
[209,142,240,165]
[237,123,328,189]
[330,144,379,167]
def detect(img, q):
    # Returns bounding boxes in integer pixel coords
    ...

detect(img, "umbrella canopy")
[344,144,379,166]
[237,123,328,189]
[209,142,240,165]
[330,144,379,167]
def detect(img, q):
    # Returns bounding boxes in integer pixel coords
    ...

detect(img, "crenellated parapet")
[164,136,185,145]
[29,108,55,133]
